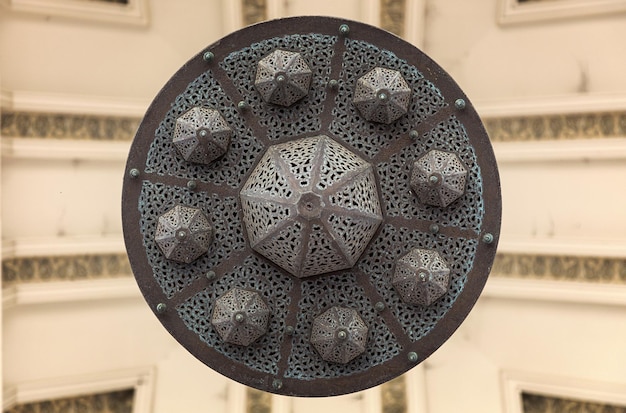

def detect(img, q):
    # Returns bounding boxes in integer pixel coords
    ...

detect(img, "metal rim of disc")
[122,16,501,397]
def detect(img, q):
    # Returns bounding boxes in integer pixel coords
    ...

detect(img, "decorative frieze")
[0,112,140,141]
[2,254,132,285]
[4,389,134,413]
[381,375,407,413]
[3,110,624,142]
[484,112,626,142]
[381,0,406,37]
[246,388,271,413]
[4,252,624,286]
[493,253,626,284]
[242,0,267,26]
[523,393,626,413]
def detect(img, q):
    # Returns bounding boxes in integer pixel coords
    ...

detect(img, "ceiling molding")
[3,277,138,309]
[0,90,149,118]
[493,138,626,163]
[497,0,626,25]
[3,89,625,121]
[2,366,154,413]
[483,277,626,307]
[1,137,131,161]
[476,93,626,119]
[0,0,150,27]
[2,235,125,259]
[501,369,626,413]
[497,237,626,259]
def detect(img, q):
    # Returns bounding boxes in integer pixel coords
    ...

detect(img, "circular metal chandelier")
[122,16,501,397]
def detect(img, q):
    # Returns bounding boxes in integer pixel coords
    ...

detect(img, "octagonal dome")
[392,248,450,306]
[211,288,270,346]
[311,306,368,364]
[254,49,313,107]
[154,204,213,264]
[173,106,233,165]
[353,67,411,124]
[240,135,383,278]
[410,149,468,208]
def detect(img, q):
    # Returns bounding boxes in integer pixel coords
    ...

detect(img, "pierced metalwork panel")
[122,16,501,397]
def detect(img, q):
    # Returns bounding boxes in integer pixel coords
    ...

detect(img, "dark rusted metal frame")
[122,16,501,397]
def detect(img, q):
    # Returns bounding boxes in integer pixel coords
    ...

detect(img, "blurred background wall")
[1,0,625,412]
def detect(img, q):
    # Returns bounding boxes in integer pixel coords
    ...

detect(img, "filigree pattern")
[242,0,267,26]
[484,112,626,141]
[4,389,134,413]
[0,112,139,140]
[381,375,407,413]
[2,254,132,285]
[493,253,626,284]
[522,393,626,413]
[246,387,272,413]
[381,0,407,37]
[2,111,624,143]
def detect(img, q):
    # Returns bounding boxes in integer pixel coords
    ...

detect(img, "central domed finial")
[240,135,383,278]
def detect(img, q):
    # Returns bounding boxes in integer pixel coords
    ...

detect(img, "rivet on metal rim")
[429,223,440,234]
[272,378,283,390]
[237,100,249,111]
[285,325,295,336]
[408,351,419,363]
[187,180,197,190]
[328,79,339,90]
[455,98,466,110]
[156,303,167,314]
[129,168,140,178]
[482,233,494,244]
[409,130,419,139]
[374,302,386,312]
[339,24,350,35]
[206,270,216,281]
[203,51,214,62]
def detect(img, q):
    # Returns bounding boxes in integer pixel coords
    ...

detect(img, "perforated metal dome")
[240,134,383,278]
[122,16,501,397]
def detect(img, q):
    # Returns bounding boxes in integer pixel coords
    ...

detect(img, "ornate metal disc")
[122,16,501,397]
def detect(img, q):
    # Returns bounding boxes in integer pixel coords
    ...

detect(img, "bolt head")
[234,312,246,323]
[408,351,418,362]
[455,98,466,110]
[203,51,214,62]
[428,174,441,185]
[336,328,348,341]
[328,79,339,90]
[339,24,350,35]
[374,301,386,312]
[129,168,140,178]
[156,303,167,314]
[483,233,494,244]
